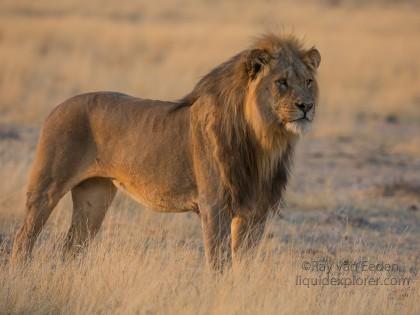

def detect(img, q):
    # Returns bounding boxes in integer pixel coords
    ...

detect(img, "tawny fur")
[12,33,321,270]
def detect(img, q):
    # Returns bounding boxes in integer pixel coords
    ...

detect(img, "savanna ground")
[0,0,419,314]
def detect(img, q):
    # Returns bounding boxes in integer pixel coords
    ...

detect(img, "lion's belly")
[111,178,198,213]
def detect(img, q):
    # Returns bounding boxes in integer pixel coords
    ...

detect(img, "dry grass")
[1,204,418,315]
[0,0,419,314]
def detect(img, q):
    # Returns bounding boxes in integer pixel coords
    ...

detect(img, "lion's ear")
[246,49,271,80]
[304,48,321,70]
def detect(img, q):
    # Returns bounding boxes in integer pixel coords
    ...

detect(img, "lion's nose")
[295,103,313,113]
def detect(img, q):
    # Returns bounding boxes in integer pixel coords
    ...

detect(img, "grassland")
[0,0,419,314]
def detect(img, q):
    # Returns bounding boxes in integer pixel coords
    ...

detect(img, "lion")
[11,33,320,270]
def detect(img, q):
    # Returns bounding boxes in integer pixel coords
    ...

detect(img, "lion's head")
[244,34,321,140]
[179,33,320,140]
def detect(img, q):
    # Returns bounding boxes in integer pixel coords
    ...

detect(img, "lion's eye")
[306,79,313,88]
[276,79,288,91]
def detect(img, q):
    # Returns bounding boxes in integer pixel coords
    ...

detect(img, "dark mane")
[174,34,306,211]
[173,50,248,110]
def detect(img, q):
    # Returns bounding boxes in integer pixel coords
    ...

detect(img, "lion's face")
[247,47,321,136]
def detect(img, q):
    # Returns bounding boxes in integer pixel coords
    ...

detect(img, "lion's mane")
[175,34,311,212]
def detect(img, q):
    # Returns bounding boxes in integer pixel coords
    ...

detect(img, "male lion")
[12,33,320,270]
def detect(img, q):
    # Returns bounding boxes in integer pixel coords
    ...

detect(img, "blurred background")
[0,0,419,252]
[1,0,419,125]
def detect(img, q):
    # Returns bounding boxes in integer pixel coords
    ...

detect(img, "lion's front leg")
[200,206,232,272]
[231,212,268,267]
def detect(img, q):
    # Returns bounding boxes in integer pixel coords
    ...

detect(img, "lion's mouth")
[287,110,313,123]
[288,116,312,123]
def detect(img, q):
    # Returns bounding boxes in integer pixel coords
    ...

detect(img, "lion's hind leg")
[11,177,72,265]
[63,177,117,257]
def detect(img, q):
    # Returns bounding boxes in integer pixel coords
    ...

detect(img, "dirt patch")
[0,125,20,141]
[324,207,375,229]
[377,179,420,198]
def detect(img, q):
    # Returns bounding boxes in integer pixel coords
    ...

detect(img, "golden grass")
[1,207,418,315]
[0,0,419,314]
